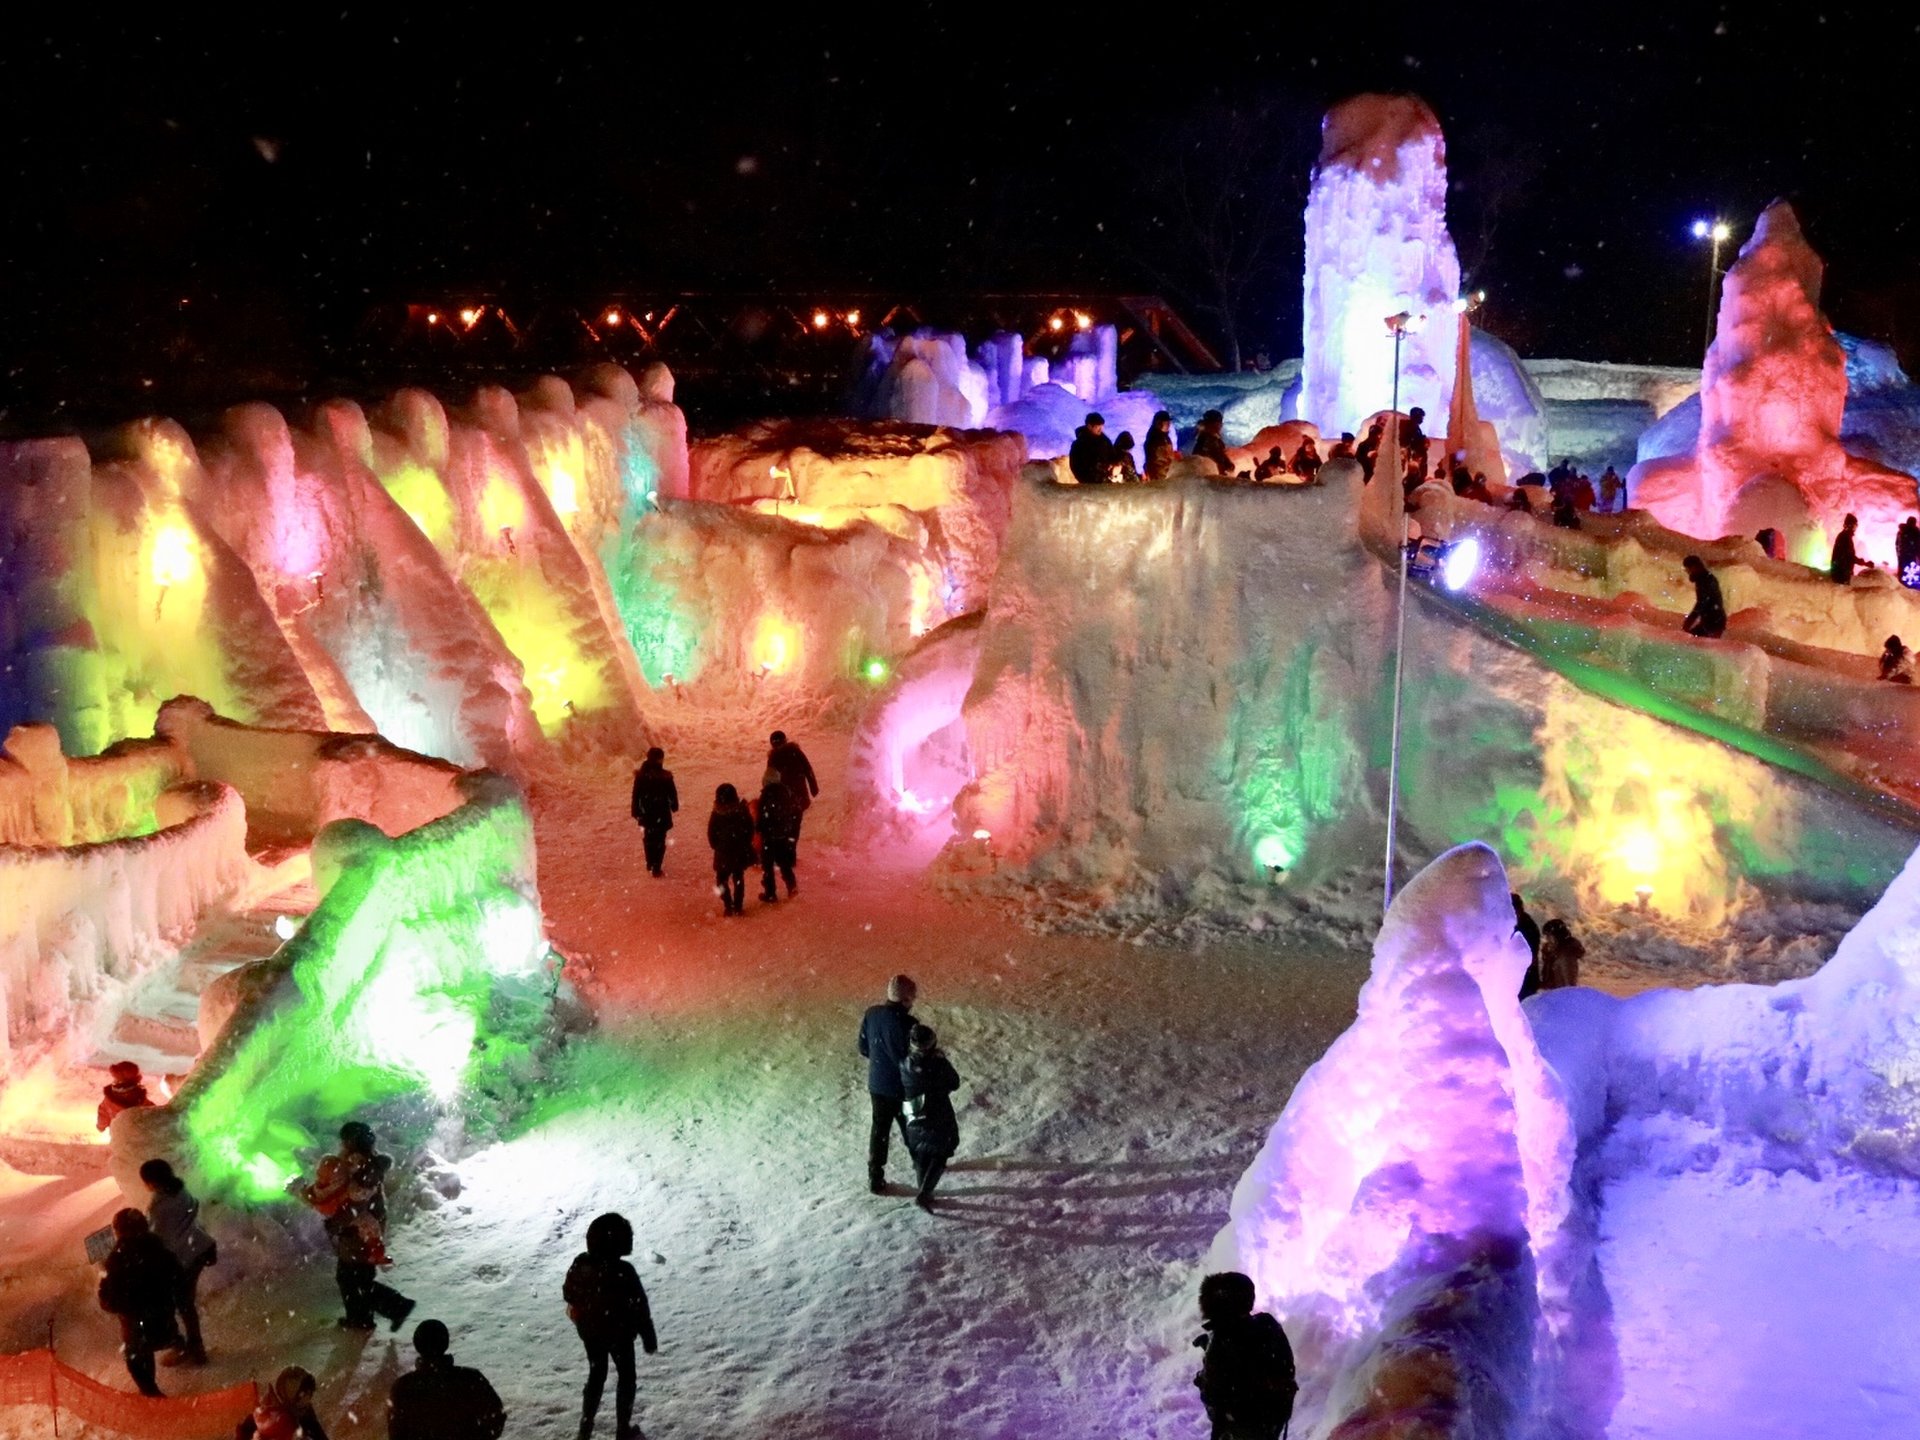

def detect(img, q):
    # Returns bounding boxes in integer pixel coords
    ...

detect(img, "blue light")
[1441,536,1482,592]
[1691,219,1711,239]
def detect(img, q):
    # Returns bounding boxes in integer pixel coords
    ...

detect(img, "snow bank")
[1298,95,1461,439]
[115,770,550,1204]
[1208,844,1582,1439]
[0,780,253,1074]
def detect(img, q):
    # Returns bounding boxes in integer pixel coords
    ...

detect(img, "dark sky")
[5,4,1920,418]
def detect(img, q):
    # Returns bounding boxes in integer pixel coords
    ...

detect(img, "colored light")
[1254,834,1294,870]
[812,310,831,330]
[972,829,991,841]
[547,468,579,518]
[1441,536,1482,592]
[1691,219,1711,239]
[273,915,298,941]
[751,614,799,676]
[1073,311,1092,330]
[604,308,622,326]
[845,309,861,326]
[150,525,196,587]
[426,311,440,325]
[460,306,482,327]
[863,656,889,684]
[1049,316,1065,332]
[1712,221,1731,242]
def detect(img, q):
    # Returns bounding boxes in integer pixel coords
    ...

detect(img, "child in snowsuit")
[707,784,757,917]
[900,1024,961,1211]
[564,1212,659,1440]
[753,767,800,902]
[630,748,679,878]
[1193,1271,1296,1440]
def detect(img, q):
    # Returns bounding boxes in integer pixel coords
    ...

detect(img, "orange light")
[812,310,830,330]
[845,309,861,327]
[1074,310,1093,331]
[604,309,622,326]
[1048,316,1065,333]
[426,311,441,325]
[459,306,482,328]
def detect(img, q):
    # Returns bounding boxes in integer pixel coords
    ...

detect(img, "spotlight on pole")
[1441,535,1482,592]
[1692,216,1734,359]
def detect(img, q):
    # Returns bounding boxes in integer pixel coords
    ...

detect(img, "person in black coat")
[1513,892,1542,1000]
[97,1209,183,1397]
[564,1212,659,1440]
[753,768,800,901]
[387,1321,505,1440]
[857,975,917,1193]
[1143,410,1178,481]
[1898,516,1920,586]
[1681,555,1727,639]
[767,730,820,859]
[1193,1272,1296,1440]
[707,784,757,917]
[1067,412,1113,484]
[900,1024,961,1211]
[630,747,679,878]
[1191,410,1233,475]
[1831,512,1868,584]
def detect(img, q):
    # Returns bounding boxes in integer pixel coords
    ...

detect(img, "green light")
[863,656,889,684]
[1253,834,1294,869]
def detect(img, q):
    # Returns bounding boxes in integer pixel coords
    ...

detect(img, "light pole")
[1692,218,1732,361]
[1381,308,1425,916]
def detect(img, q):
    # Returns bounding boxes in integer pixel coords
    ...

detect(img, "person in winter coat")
[140,1158,216,1366]
[1598,465,1624,513]
[767,730,820,853]
[858,975,918,1194]
[1290,435,1322,482]
[1831,512,1868,584]
[1193,1272,1296,1440]
[1191,410,1232,475]
[1513,892,1543,1000]
[1356,421,1384,482]
[1881,635,1915,683]
[237,1367,329,1440]
[1899,516,1920,586]
[564,1212,659,1440]
[753,767,800,902]
[1067,412,1113,484]
[302,1123,414,1332]
[629,747,679,878]
[97,1208,183,1397]
[1681,555,1727,639]
[1109,431,1140,482]
[1539,919,1585,990]
[97,1060,154,1131]
[1143,411,1179,481]
[707,784,757,916]
[387,1321,506,1440]
[900,1024,961,1211]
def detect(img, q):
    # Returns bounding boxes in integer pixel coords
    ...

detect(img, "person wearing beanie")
[387,1321,506,1440]
[752,765,801,902]
[139,1158,216,1366]
[707,783,757,917]
[1191,410,1232,476]
[857,975,918,1194]
[97,1208,182,1397]
[1068,411,1112,484]
[899,1024,962,1211]
[629,746,679,879]
[98,1061,154,1132]
[563,1213,658,1440]
[238,1366,330,1440]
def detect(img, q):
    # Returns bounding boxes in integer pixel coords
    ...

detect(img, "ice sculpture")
[1208,842,1582,1436]
[1631,201,1918,565]
[1297,94,1462,438]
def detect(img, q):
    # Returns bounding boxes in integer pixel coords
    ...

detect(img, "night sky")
[5,6,1920,424]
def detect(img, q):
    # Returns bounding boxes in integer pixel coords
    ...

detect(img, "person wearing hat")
[140,1158,216,1366]
[858,975,918,1194]
[1191,410,1232,476]
[753,765,801,902]
[563,1212,659,1440]
[1068,412,1113,484]
[387,1320,506,1440]
[629,746,679,879]
[900,1024,962,1211]
[237,1367,329,1440]
[301,1122,413,1332]
[97,1209,182,1397]
[97,1061,155,1131]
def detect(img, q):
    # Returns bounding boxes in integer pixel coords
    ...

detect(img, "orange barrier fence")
[0,1349,257,1438]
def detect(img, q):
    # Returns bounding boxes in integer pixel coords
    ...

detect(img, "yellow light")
[548,469,578,517]
[751,614,799,676]
[1711,221,1732,242]
[604,308,622,326]
[150,525,196,587]
[426,311,441,325]
[460,306,482,327]
[479,472,527,537]
[1073,310,1092,331]
[845,309,861,327]
[812,310,831,330]
[1048,316,1065,332]
[1616,827,1662,877]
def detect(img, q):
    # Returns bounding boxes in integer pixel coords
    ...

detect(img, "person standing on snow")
[753,767,800,902]
[1192,1272,1297,1440]
[386,1321,506,1440]
[564,1212,659,1440]
[858,975,918,1194]
[767,730,819,859]
[707,783,757,917]
[1067,412,1113,484]
[900,1024,961,1211]
[140,1158,216,1367]
[1830,512,1869,584]
[1898,516,1920,586]
[302,1122,414,1333]
[97,1060,155,1131]
[97,1208,183,1397]
[1681,555,1727,639]
[630,747,679,879]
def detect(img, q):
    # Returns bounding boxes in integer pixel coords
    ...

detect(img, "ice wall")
[844,614,983,845]
[1207,843,1581,1439]
[1631,202,1918,564]
[1298,94,1461,439]
[0,724,186,848]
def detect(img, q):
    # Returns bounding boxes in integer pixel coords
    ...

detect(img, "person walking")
[1681,555,1727,639]
[140,1158,216,1367]
[767,730,819,860]
[302,1122,414,1332]
[1881,635,1915,683]
[1289,435,1322,482]
[1831,512,1868,584]
[707,784,757,916]
[1109,431,1140,482]
[97,1209,183,1397]
[1598,465,1624,513]
[387,1321,506,1440]
[900,1024,961,1211]
[753,767,800,902]
[238,1367,330,1440]
[1192,1272,1297,1440]
[564,1213,659,1440]
[629,747,678,879]
[858,975,917,1194]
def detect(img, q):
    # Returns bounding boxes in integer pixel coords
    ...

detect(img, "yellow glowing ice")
[479,473,527,538]
[547,468,579,518]
[149,525,196,587]
[751,614,799,675]
[379,460,455,546]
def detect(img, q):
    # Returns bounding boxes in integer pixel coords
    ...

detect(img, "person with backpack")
[301,1122,414,1332]
[563,1212,659,1440]
[237,1366,329,1440]
[707,783,757,917]
[140,1158,216,1367]
[387,1321,506,1440]
[1193,1272,1297,1440]
[97,1208,183,1397]
[629,747,679,879]
[900,1024,961,1211]
[753,767,800,902]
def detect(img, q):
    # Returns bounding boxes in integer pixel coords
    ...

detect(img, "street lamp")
[1692,218,1733,360]
[1381,309,1426,915]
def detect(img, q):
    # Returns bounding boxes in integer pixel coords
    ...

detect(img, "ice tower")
[1298,94,1461,438]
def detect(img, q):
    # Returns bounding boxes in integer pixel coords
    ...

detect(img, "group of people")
[630,731,820,917]
[858,975,961,1210]
[100,1119,659,1440]
[1067,409,1337,488]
